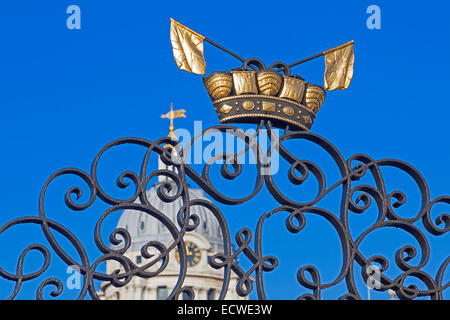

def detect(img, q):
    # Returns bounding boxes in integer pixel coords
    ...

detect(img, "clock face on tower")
[175,241,201,267]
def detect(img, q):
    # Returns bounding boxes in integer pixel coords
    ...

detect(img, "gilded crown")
[170,19,354,130]
[203,60,326,131]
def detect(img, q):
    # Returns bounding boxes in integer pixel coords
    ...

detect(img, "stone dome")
[116,182,224,251]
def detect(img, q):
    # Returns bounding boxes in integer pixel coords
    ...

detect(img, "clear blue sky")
[0,1,448,300]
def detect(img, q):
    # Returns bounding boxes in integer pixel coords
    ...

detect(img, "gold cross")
[160,103,186,138]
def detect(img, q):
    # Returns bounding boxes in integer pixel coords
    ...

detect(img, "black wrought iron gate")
[0,120,448,300]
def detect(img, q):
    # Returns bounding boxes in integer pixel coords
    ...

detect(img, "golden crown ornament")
[170,18,354,131]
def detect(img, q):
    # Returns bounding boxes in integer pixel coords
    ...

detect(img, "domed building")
[98,110,245,300]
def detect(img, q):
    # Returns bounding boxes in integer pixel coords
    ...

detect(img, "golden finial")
[160,103,186,139]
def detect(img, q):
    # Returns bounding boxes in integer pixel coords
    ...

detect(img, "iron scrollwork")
[0,120,448,300]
